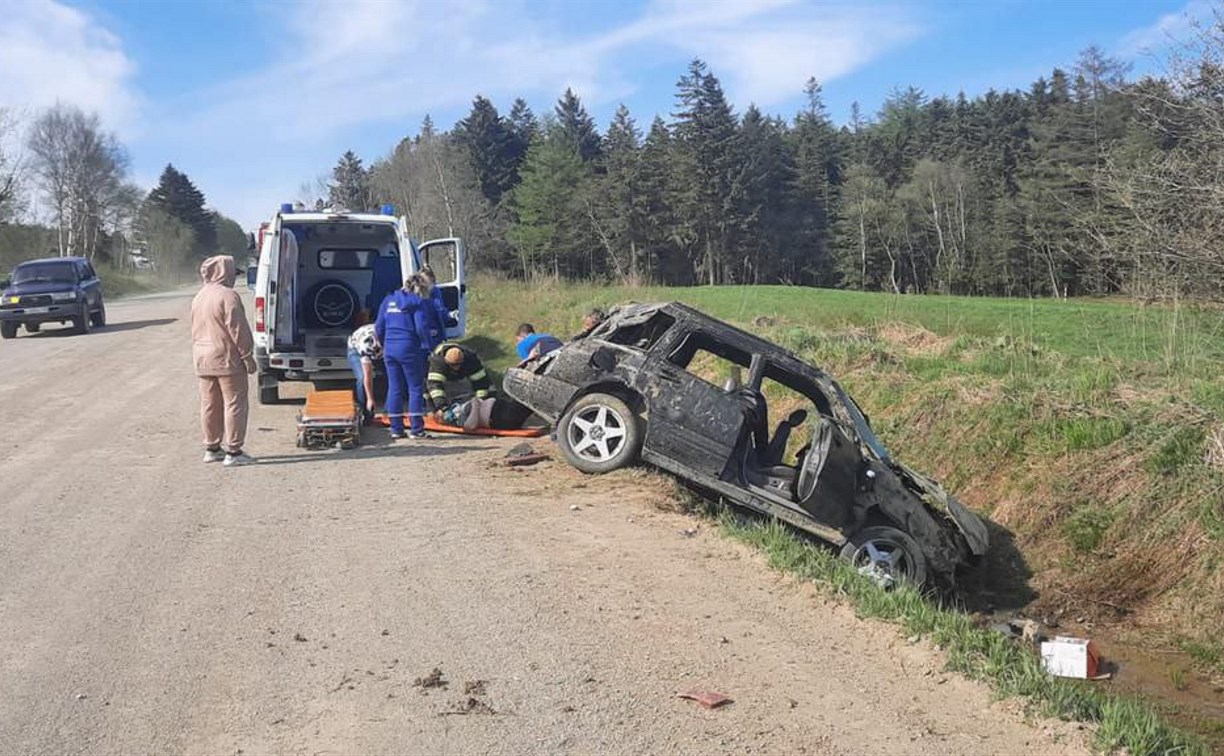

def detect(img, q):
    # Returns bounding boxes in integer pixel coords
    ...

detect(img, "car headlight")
[51,291,78,302]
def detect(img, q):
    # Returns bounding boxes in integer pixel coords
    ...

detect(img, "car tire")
[557,392,642,474]
[90,301,106,327]
[259,383,279,405]
[1,322,17,339]
[25,322,40,333]
[839,525,928,589]
[72,304,90,335]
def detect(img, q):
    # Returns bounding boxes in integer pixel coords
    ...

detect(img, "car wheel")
[25,322,40,333]
[90,301,106,327]
[558,392,642,474]
[839,525,928,589]
[1,322,17,339]
[259,384,279,405]
[72,304,90,335]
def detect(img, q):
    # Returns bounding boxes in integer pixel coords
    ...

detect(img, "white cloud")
[131,0,919,226]
[0,0,142,136]
[1117,0,1214,58]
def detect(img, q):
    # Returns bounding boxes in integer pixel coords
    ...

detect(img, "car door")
[83,261,101,307]
[639,329,749,480]
[418,237,466,338]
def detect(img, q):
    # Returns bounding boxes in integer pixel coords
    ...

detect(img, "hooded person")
[191,255,257,466]
[375,273,437,439]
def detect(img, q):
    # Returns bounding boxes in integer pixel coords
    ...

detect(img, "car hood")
[892,462,990,556]
[4,281,77,297]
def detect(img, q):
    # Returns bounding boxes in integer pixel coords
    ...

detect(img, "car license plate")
[22,306,50,314]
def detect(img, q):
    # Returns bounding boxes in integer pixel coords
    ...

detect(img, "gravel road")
[0,290,1087,755]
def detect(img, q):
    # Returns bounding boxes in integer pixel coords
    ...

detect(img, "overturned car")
[503,302,989,587]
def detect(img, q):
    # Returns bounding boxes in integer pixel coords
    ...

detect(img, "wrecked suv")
[503,302,989,587]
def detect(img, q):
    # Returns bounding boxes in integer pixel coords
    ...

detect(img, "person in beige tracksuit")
[191,255,257,466]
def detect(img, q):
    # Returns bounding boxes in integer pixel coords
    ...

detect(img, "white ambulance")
[251,204,465,404]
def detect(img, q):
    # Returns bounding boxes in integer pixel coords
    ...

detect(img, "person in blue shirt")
[375,274,437,439]
[515,323,564,362]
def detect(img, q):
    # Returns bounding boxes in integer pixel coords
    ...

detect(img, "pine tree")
[454,96,518,205]
[790,78,840,284]
[328,150,371,211]
[671,59,745,285]
[554,88,602,163]
[637,117,677,283]
[145,164,215,255]
[590,104,644,282]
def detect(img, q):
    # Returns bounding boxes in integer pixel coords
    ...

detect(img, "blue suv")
[0,257,106,339]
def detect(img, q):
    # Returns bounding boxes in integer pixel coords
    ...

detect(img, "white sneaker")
[203,449,225,463]
[223,452,255,467]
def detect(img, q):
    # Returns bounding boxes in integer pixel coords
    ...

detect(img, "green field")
[468,277,1224,646]
[467,277,1224,751]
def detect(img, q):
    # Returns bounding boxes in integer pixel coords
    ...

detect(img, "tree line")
[320,25,1224,299]
[0,105,247,276]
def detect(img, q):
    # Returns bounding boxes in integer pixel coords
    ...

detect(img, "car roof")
[607,300,829,378]
[279,212,397,224]
[17,257,87,266]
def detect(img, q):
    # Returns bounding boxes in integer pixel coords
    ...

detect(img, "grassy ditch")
[466,277,1224,654]
[719,514,1207,755]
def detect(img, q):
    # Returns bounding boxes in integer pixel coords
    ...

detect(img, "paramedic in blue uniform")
[375,274,437,439]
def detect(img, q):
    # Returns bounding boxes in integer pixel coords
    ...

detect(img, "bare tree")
[26,105,129,259]
[0,107,25,222]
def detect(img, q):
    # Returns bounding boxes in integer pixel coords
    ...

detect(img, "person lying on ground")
[515,323,564,362]
[427,342,495,415]
[347,316,383,423]
[441,396,535,432]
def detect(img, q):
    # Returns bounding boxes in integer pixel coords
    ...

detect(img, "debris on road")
[680,526,699,537]
[463,680,487,695]
[293,632,307,642]
[570,504,581,511]
[1041,636,1101,679]
[504,441,550,467]
[414,667,448,690]
[440,696,496,716]
[677,689,733,709]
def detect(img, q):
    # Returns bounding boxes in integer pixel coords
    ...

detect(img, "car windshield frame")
[12,262,79,285]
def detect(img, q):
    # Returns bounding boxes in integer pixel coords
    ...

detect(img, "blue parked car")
[0,257,106,339]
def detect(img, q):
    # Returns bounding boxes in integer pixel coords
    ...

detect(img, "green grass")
[720,514,1207,756]
[466,277,1224,749]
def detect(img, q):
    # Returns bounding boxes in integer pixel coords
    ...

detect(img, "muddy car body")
[503,302,989,586]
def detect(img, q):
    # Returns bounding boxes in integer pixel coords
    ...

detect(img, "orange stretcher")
[297,390,360,449]
[374,413,549,438]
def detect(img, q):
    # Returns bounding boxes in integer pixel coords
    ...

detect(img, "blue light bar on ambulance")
[280,203,294,213]
[380,204,395,216]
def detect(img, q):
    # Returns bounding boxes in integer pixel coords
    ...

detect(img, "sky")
[0,0,1212,229]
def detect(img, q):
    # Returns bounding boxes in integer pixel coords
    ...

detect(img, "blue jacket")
[375,290,435,358]
[516,332,564,360]
[423,289,449,345]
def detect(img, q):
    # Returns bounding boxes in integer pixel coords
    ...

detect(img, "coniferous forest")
[318,30,1224,300]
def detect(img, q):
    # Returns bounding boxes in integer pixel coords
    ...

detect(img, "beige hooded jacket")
[191,255,256,377]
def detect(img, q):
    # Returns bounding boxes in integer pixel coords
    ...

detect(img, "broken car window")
[605,312,675,350]
[668,331,752,390]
